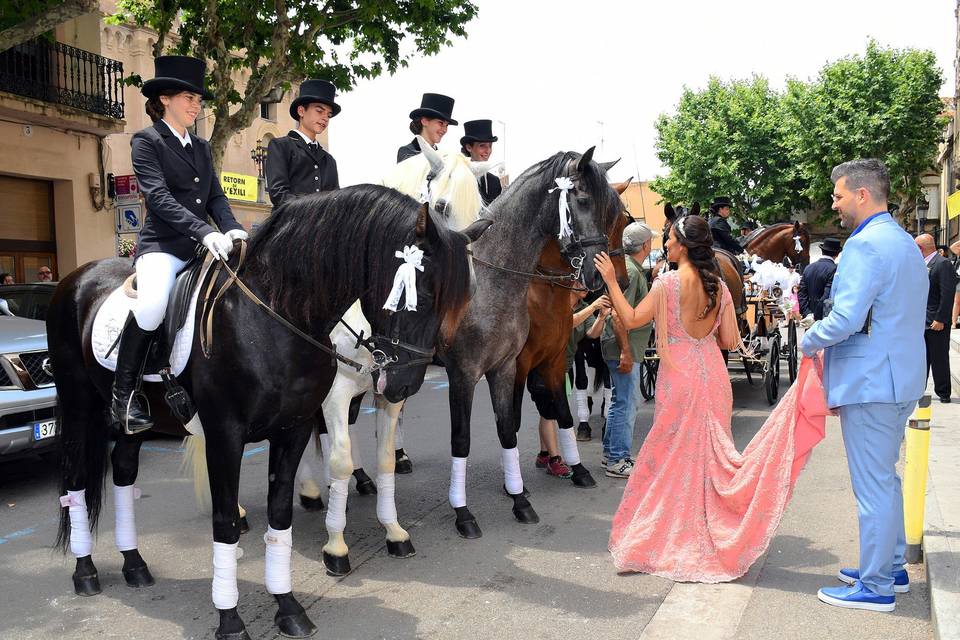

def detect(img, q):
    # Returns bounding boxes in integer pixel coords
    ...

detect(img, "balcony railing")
[0,39,124,119]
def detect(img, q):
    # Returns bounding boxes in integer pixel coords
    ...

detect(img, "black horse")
[49,185,488,640]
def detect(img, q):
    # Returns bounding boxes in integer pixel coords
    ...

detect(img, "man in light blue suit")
[801,159,928,612]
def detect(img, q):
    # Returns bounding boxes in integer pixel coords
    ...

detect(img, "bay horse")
[49,185,488,640]
[517,180,632,488]
[441,148,622,538]
[742,221,810,266]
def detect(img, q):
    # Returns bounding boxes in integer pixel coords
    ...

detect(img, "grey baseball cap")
[622,221,653,253]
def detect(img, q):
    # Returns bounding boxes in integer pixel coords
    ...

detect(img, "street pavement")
[0,363,934,639]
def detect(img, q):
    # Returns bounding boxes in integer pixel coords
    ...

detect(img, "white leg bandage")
[318,432,331,487]
[558,428,581,466]
[501,447,523,495]
[325,478,349,534]
[449,457,467,508]
[376,473,398,525]
[113,483,139,552]
[574,389,590,422]
[263,526,293,595]
[211,541,240,610]
[348,425,364,470]
[60,490,92,558]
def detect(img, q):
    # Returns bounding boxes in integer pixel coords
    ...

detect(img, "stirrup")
[121,392,153,436]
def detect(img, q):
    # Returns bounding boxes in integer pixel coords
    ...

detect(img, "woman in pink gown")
[594,215,830,583]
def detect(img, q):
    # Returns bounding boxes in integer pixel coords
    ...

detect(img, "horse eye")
[576,197,591,206]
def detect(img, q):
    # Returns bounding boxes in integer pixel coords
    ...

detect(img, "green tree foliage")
[653,42,945,224]
[782,41,946,216]
[651,76,805,224]
[112,0,478,172]
[0,0,98,52]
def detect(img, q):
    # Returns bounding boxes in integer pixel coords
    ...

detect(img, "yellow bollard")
[903,394,932,564]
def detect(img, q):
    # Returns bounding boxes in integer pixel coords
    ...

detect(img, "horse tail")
[593,364,610,393]
[180,434,212,512]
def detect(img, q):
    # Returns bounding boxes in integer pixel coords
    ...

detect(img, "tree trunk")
[0,0,98,53]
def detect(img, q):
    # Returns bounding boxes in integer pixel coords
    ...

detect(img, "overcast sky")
[326,0,956,187]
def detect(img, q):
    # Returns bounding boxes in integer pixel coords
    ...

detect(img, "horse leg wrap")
[376,473,398,525]
[60,490,92,558]
[449,457,467,508]
[557,428,581,466]
[501,447,523,495]
[325,478,349,533]
[211,541,240,610]
[263,526,293,595]
[113,483,139,552]
[574,389,590,422]
[318,432,331,487]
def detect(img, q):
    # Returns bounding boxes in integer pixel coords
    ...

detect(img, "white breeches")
[133,252,188,331]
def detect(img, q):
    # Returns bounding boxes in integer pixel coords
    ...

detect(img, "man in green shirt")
[602,222,654,478]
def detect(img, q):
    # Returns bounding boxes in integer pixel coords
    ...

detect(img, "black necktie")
[185,142,194,157]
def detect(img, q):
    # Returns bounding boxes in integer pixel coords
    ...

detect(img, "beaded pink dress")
[608,271,830,582]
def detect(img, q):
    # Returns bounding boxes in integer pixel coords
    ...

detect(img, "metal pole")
[903,394,932,563]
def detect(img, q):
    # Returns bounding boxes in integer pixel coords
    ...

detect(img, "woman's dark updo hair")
[145,89,183,123]
[671,215,722,316]
[409,118,424,135]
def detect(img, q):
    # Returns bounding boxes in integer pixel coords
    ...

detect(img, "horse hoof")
[394,459,413,474]
[72,556,101,596]
[511,499,540,525]
[275,612,318,638]
[239,515,250,535]
[353,469,377,495]
[455,518,482,539]
[386,538,416,558]
[216,607,250,640]
[570,464,597,488]
[215,632,252,640]
[502,484,530,498]
[299,494,325,511]
[323,551,351,576]
[122,564,155,588]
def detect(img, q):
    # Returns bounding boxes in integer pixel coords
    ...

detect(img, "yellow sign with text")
[220,172,258,202]
[948,190,960,220]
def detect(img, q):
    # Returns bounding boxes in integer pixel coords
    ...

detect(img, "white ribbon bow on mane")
[383,245,425,312]
[548,177,575,241]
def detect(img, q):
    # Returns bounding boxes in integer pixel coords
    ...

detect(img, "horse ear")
[598,159,621,174]
[461,218,493,243]
[665,203,676,221]
[690,202,701,217]
[611,178,631,195]
[417,135,444,177]
[793,220,801,232]
[577,146,596,173]
[415,202,429,238]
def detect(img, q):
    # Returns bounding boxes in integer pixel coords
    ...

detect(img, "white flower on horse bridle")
[793,234,802,252]
[383,245,425,312]
[548,176,575,241]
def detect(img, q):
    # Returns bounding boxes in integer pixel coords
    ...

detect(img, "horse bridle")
[335,312,436,373]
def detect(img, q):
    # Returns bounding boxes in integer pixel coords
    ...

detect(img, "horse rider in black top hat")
[460,119,502,206]
[798,237,841,321]
[265,79,340,207]
[397,93,457,163]
[118,55,245,433]
[708,196,744,255]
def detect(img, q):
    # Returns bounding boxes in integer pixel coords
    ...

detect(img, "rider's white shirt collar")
[292,129,318,146]
[162,120,192,147]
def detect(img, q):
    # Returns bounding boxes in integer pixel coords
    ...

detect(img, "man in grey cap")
[600,221,654,478]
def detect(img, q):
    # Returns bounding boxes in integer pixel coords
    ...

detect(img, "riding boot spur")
[110,312,155,435]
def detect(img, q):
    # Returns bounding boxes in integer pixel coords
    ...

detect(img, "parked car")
[0,283,58,460]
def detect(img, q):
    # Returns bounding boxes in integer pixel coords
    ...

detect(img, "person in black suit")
[799,237,841,320]
[265,79,340,207]
[708,196,743,255]
[916,233,957,402]
[117,56,245,433]
[460,119,502,206]
[397,93,457,163]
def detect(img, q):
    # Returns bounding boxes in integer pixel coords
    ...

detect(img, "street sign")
[114,174,140,204]
[116,203,143,233]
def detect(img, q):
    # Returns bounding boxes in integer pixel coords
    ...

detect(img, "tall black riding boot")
[111,314,155,434]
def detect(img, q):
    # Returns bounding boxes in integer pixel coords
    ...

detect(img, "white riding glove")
[202,231,233,261]
[225,229,248,242]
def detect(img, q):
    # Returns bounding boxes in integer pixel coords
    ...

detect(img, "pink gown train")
[608,271,830,582]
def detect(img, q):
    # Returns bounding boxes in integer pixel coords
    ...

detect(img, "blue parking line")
[141,444,182,453]
[0,526,35,545]
[362,407,376,415]
[242,445,267,458]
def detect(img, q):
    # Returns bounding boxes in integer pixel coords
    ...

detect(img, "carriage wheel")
[638,358,658,401]
[786,319,798,383]
[764,334,781,405]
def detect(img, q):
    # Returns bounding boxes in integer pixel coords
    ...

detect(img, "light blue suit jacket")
[800,212,928,409]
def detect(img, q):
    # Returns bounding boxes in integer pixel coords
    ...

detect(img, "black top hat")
[142,56,213,100]
[290,79,341,120]
[409,93,457,126]
[821,237,842,255]
[460,119,498,147]
[711,196,733,209]
[739,219,757,230]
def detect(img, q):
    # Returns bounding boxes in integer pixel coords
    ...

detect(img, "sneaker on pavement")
[535,451,549,469]
[600,453,608,466]
[605,458,634,478]
[837,568,909,593]
[546,456,573,478]
[818,581,895,612]
[576,422,592,441]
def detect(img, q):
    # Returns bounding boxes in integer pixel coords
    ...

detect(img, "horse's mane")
[382,152,481,232]
[246,185,472,337]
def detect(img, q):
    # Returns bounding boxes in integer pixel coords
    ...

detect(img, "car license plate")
[34,419,56,441]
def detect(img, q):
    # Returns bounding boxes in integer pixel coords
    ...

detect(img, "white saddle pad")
[92,264,210,382]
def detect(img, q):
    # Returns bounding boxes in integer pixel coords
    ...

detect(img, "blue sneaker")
[818,581,895,612]
[837,567,909,593]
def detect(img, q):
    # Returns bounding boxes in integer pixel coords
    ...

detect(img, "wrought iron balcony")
[0,39,124,119]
